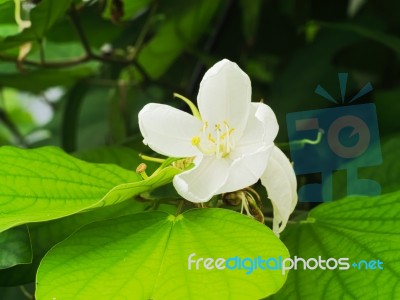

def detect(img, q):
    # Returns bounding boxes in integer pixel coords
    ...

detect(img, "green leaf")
[0,64,98,93]
[0,0,73,50]
[0,1,18,27]
[272,191,400,300]
[36,209,289,300]
[0,225,32,269]
[0,200,147,286]
[0,146,180,233]
[136,1,222,80]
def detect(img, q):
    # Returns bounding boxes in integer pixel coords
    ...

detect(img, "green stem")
[175,200,185,216]
[139,154,166,164]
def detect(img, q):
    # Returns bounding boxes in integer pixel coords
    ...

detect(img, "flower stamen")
[193,120,236,158]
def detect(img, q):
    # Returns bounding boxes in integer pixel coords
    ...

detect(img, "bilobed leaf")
[0,146,181,233]
[36,209,289,300]
[271,191,400,300]
[0,0,73,50]
[0,225,32,269]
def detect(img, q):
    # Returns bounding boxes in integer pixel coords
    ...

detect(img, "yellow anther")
[192,136,201,146]
[136,163,147,173]
[208,133,216,143]
[193,120,236,158]
[136,163,149,179]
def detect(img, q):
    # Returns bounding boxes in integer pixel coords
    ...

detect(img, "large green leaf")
[271,191,400,300]
[0,0,73,50]
[0,146,180,233]
[0,225,31,269]
[36,209,289,300]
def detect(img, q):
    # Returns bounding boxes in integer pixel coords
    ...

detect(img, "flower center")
[191,120,235,158]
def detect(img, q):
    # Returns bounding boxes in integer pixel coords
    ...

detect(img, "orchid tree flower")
[138,59,297,235]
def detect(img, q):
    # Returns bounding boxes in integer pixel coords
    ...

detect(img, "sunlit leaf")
[37,209,289,300]
[0,146,180,233]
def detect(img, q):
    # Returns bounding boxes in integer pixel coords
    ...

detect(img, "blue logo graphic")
[286,73,382,202]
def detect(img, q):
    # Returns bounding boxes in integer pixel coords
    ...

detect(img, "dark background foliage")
[1,0,399,152]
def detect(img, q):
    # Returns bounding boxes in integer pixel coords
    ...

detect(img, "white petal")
[197,59,251,138]
[173,156,230,203]
[217,102,277,194]
[234,103,276,154]
[260,146,298,235]
[253,102,279,143]
[217,145,273,194]
[138,103,201,157]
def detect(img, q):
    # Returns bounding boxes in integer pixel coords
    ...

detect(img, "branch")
[0,4,179,91]
[0,54,90,68]
[68,8,93,56]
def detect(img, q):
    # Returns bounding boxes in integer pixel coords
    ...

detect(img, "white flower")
[139,59,297,234]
